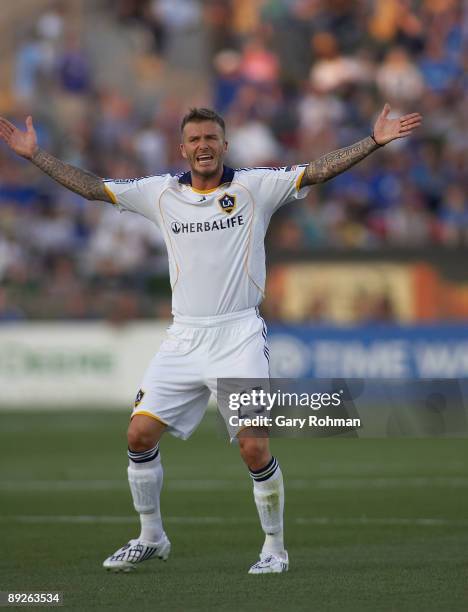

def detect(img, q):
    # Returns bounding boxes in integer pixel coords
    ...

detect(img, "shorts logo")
[171,222,182,234]
[134,389,145,407]
[218,193,236,214]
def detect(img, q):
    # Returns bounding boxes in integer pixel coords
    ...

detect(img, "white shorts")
[131,307,270,439]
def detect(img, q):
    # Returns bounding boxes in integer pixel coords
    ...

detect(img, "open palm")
[373,103,422,145]
[0,115,38,159]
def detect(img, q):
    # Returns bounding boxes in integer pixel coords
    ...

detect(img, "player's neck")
[190,167,224,191]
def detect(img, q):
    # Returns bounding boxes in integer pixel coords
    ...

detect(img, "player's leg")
[103,414,170,571]
[104,325,210,571]
[238,428,288,574]
[206,309,287,573]
[127,415,167,546]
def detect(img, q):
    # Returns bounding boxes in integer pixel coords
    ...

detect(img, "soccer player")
[0,105,421,573]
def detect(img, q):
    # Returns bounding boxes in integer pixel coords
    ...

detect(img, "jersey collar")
[178,166,235,193]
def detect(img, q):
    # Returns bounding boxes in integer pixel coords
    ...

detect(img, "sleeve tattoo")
[300,136,381,187]
[31,148,113,203]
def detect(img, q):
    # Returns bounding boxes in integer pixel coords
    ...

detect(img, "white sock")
[249,457,285,554]
[127,444,164,544]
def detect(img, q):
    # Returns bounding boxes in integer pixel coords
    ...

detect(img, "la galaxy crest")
[134,389,145,408]
[218,192,236,215]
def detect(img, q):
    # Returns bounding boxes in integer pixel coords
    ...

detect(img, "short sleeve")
[239,166,311,215]
[103,175,170,223]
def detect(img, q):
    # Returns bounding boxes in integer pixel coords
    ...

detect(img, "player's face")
[180,121,227,178]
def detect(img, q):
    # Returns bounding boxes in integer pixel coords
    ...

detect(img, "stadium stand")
[0,0,466,321]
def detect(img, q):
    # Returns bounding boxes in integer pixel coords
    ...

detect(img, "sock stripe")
[128,446,159,460]
[128,445,159,459]
[249,457,279,482]
[249,456,276,475]
[249,456,275,475]
[253,463,278,482]
[128,444,160,463]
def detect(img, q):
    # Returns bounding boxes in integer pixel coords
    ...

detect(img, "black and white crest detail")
[134,389,145,408]
[218,192,237,215]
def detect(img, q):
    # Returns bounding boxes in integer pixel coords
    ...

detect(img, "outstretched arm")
[300,104,422,187]
[0,116,113,203]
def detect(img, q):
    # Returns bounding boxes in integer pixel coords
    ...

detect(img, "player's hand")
[372,103,422,145]
[0,115,38,159]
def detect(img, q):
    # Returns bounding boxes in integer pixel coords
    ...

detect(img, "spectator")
[376,47,424,104]
[309,32,373,93]
[419,38,461,93]
[14,30,55,103]
[212,50,244,114]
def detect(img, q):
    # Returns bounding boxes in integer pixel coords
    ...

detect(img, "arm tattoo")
[301,136,380,187]
[31,148,113,203]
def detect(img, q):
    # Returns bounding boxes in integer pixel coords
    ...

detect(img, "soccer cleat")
[103,534,171,572]
[248,550,289,574]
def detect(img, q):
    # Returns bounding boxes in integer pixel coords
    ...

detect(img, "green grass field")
[0,410,467,611]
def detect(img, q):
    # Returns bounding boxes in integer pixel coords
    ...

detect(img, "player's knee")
[127,414,165,452]
[127,422,157,452]
[239,437,271,471]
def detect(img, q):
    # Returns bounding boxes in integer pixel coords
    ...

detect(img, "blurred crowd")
[0,0,466,320]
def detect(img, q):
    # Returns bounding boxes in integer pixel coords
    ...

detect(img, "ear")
[224,140,228,153]
[180,143,187,159]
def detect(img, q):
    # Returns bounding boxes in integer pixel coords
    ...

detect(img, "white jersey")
[103,165,309,318]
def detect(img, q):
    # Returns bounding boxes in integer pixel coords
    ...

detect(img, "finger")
[400,120,422,130]
[26,115,34,132]
[0,123,13,141]
[396,131,415,139]
[400,119,422,127]
[400,118,422,128]
[398,127,420,137]
[0,117,16,132]
[401,114,422,122]
[0,132,12,145]
[401,113,422,122]
[401,117,422,126]
[0,117,15,134]
[0,122,12,135]
[400,120,422,129]
[382,103,391,117]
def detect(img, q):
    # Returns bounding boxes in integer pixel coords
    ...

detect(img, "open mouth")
[197,154,214,165]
